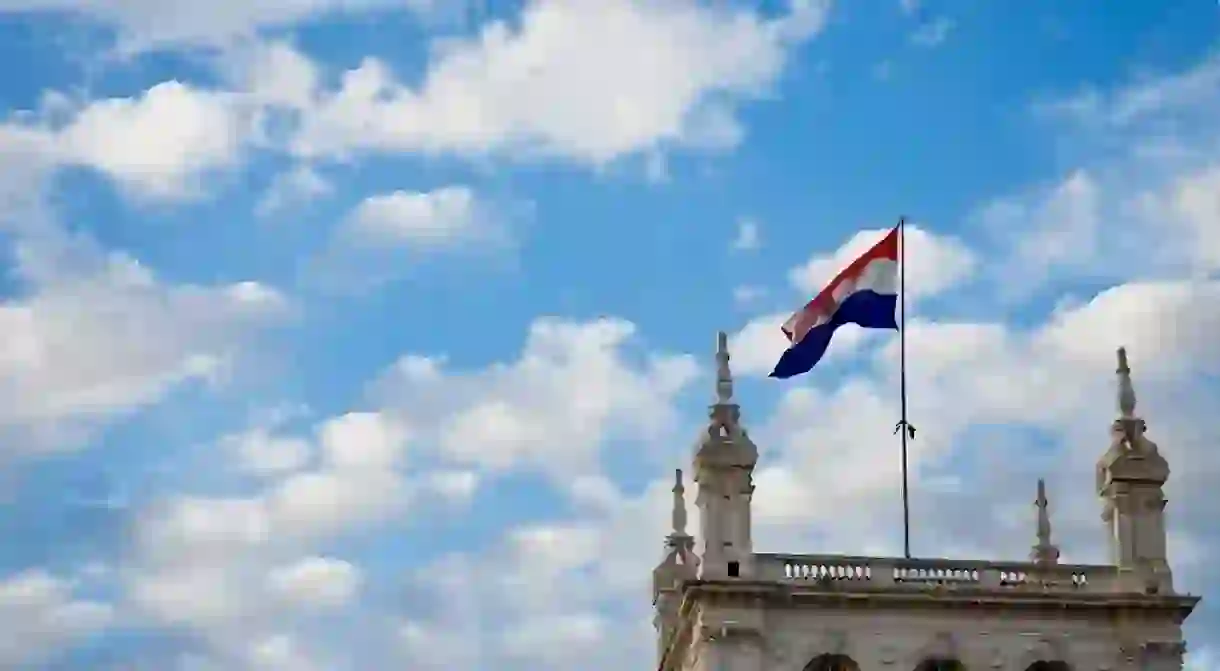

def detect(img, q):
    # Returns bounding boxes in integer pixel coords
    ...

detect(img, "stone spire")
[670,468,689,540]
[653,470,698,660]
[1116,347,1136,418]
[693,331,757,580]
[1114,346,1146,450]
[698,331,752,454]
[1030,478,1060,566]
[1097,346,1174,594]
[715,331,733,405]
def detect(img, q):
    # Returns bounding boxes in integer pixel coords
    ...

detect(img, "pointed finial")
[1035,479,1050,535]
[1031,478,1060,566]
[1117,347,1137,418]
[715,331,733,404]
[671,469,687,536]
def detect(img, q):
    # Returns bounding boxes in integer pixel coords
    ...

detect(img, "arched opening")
[1026,662,1071,671]
[914,659,966,671]
[804,653,860,671]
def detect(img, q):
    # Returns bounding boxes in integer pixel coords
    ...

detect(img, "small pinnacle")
[1116,346,1137,418]
[1032,478,1059,565]
[670,469,688,536]
[715,331,734,404]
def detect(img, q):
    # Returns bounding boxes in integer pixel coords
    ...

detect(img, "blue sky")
[0,0,1218,669]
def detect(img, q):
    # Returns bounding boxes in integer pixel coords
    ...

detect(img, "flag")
[770,226,900,379]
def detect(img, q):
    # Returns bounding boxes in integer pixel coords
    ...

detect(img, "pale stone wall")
[679,605,1186,671]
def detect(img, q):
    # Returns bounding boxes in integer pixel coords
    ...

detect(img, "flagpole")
[897,216,913,560]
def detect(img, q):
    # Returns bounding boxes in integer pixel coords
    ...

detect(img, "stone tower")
[651,338,1200,671]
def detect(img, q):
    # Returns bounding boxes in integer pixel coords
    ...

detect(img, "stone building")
[652,334,1200,671]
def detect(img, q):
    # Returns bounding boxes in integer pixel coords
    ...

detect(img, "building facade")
[652,334,1200,671]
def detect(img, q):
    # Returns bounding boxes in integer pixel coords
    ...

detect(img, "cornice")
[681,579,1200,619]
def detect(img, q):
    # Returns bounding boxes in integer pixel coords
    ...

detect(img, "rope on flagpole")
[892,216,916,560]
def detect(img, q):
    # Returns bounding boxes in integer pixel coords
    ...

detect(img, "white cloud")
[0,0,408,52]
[289,0,831,165]
[0,235,286,457]
[732,284,766,305]
[909,17,954,47]
[425,470,480,505]
[0,569,113,666]
[4,0,834,195]
[2,80,254,202]
[313,185,515,290]
[225,428,313,476]
[899,0,919,15]
[123,410,418,665]
[979,54,1220,295]
[266,557,362,610]
[1035,53,1220,132]
[731,216,761,251]
[317,411,410,471]
[57,81,252,201]
[256,165,332,217]
[1169,166,1220,270]
[343,186,497,250]
[247,633,325,671]
[500,613,606,665]
[373,317,699,477]
[221,40,321,110]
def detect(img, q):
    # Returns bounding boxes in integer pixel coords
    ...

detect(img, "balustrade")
[755,553,1110,593]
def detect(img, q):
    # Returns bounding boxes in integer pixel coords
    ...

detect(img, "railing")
[754,553,1118,593]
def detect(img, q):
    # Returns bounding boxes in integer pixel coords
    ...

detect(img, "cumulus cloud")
[342,186,498,250]
[2,81,255,202]
[287,0,832,164]
[313,185,517,290]
[3,0,835,195]
[985,52,1220,293]
[373,317,699,477]
[121,411,418,665]
[57,82,252,200]
[0,0,408,52]
[266,556,362,610]
[0,235,286,457]
[0,569,113,666]
[256,165,333,217]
